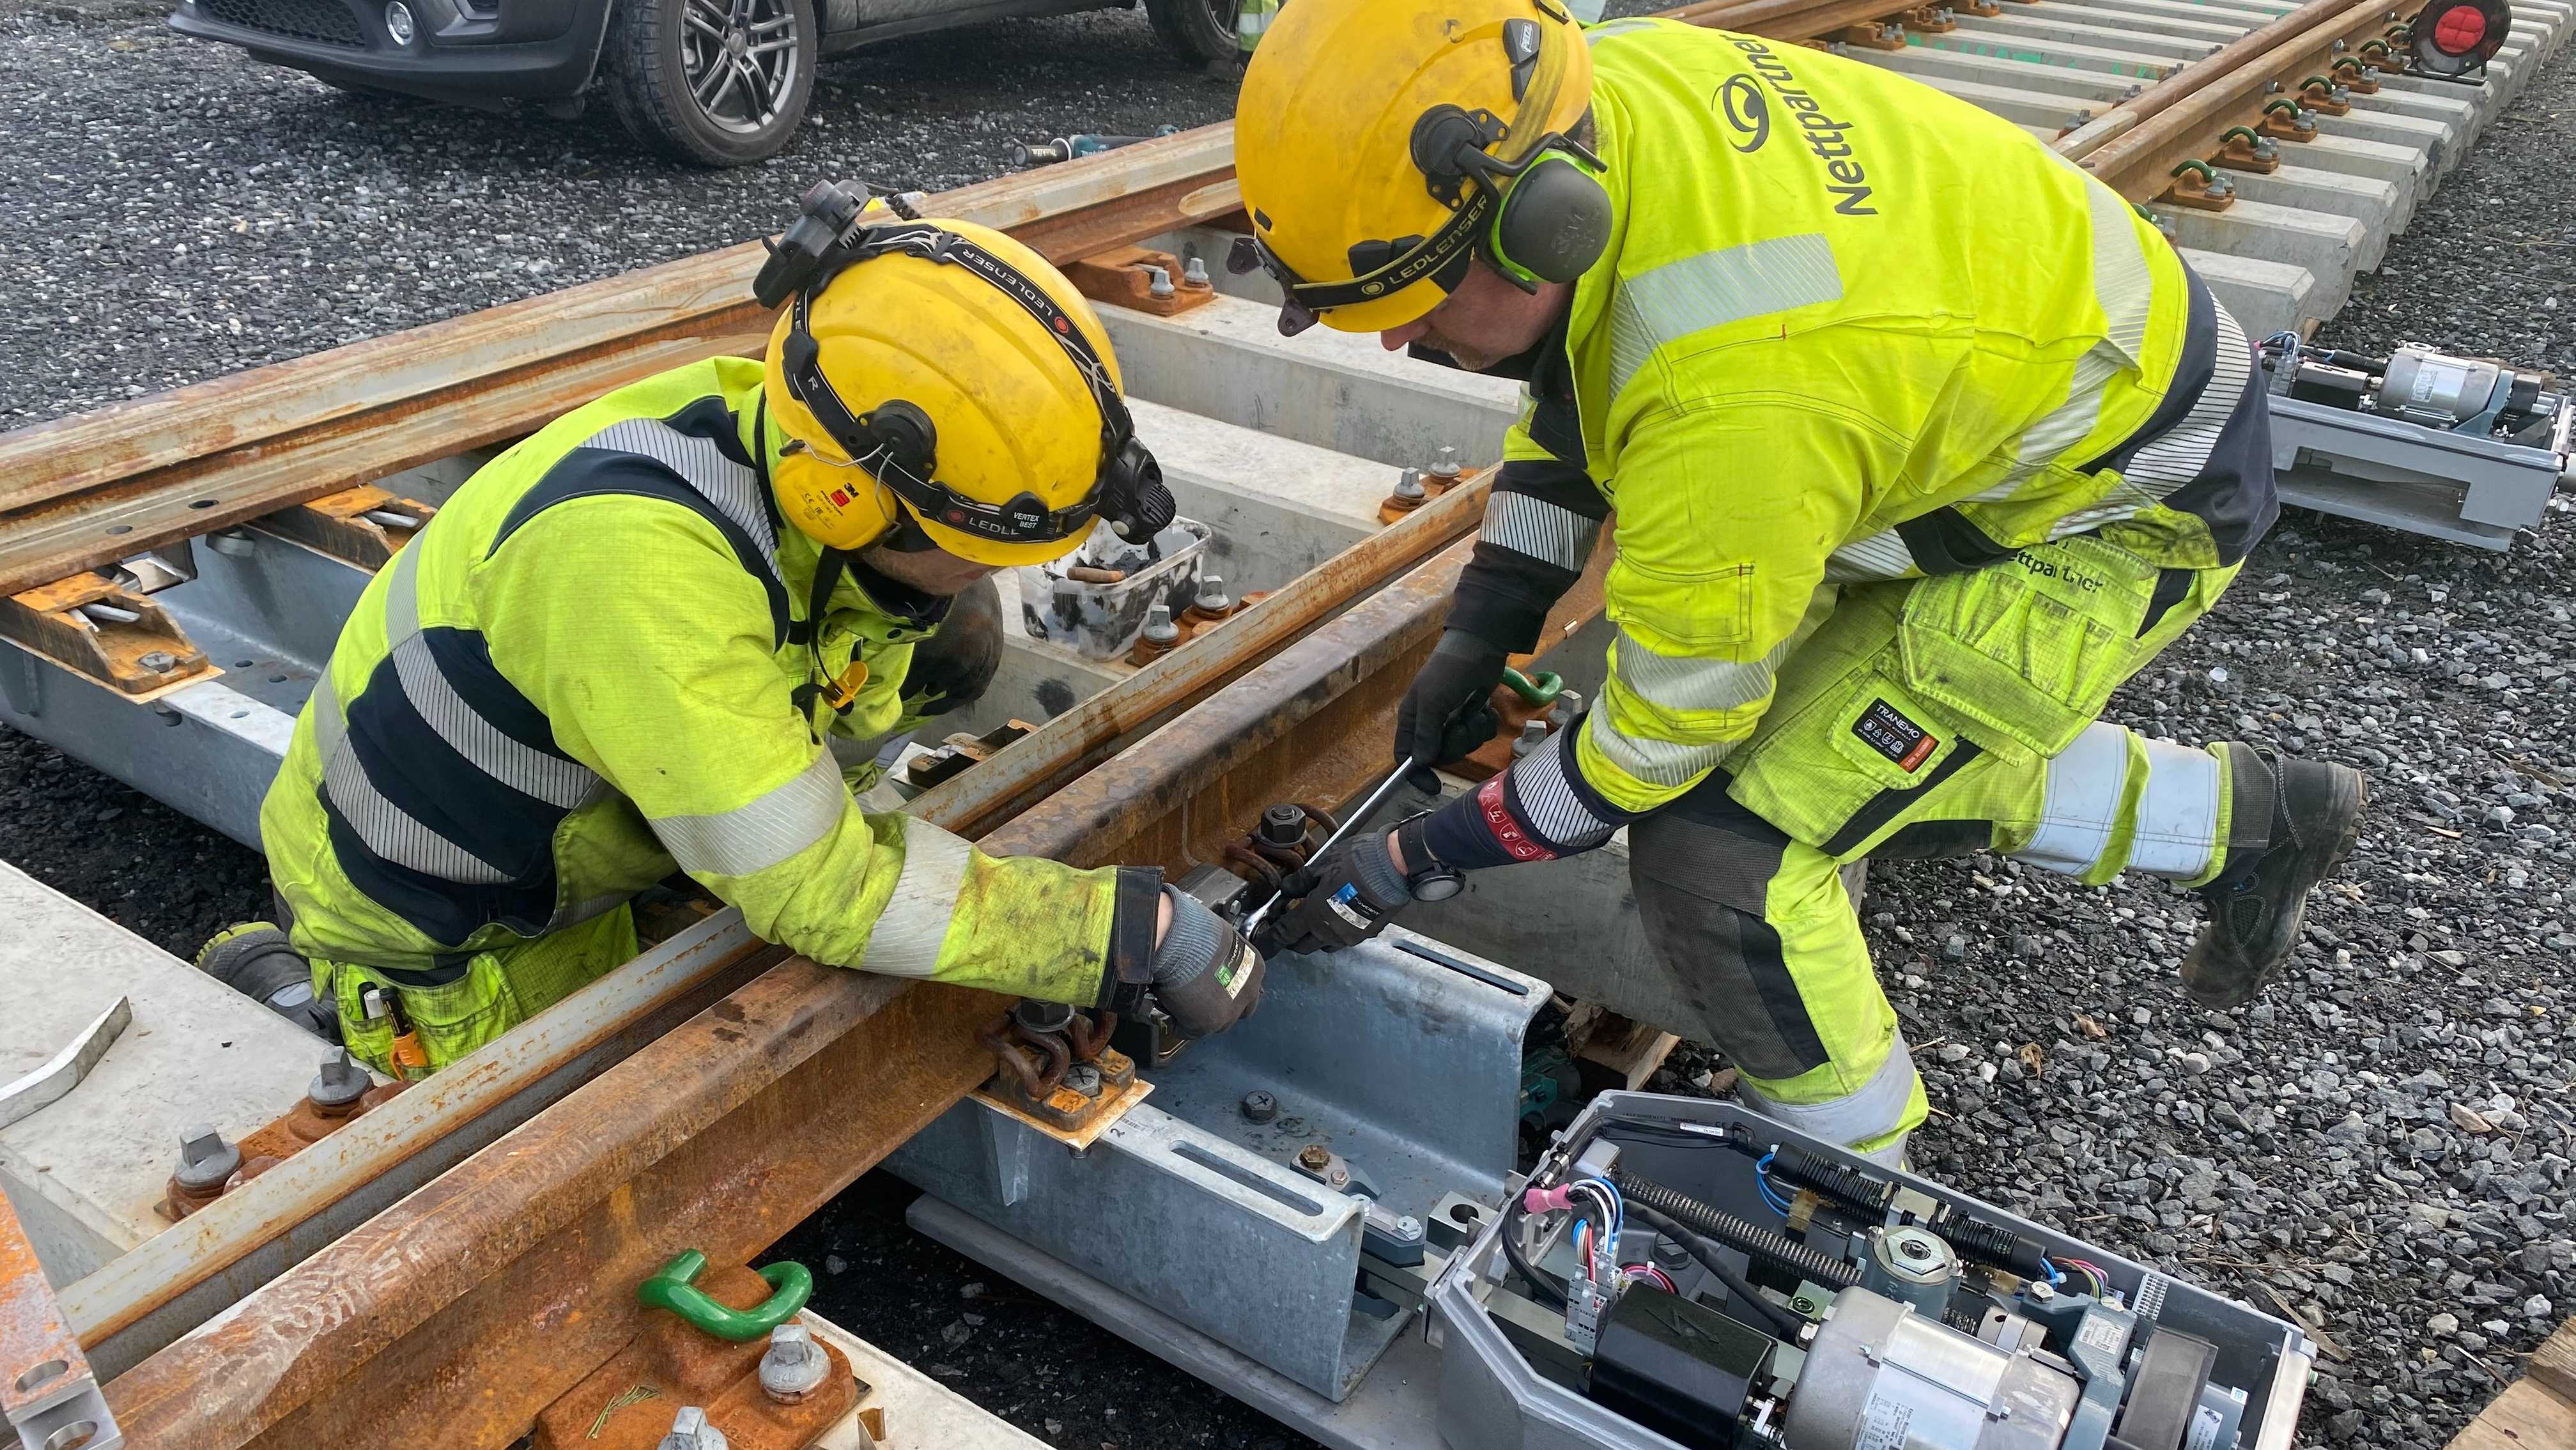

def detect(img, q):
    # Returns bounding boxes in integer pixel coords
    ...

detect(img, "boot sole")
[2182,767,2369,1009]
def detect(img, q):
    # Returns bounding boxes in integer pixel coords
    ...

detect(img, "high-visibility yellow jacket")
[260,357,1125,1010]
[1436,20,2269,833]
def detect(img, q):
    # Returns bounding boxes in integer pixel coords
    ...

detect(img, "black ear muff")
[862,399,937,479]
[1492,153,1612,285]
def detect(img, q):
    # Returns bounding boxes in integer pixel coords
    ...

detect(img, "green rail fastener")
[2218,126,2262,146]
[1500,667,1564,706]
[637,1250,814,1342]
[2171,159,2217,182]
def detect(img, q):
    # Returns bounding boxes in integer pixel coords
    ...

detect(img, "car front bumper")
[167,0,613,104]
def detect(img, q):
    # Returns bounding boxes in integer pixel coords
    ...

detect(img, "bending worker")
[196,187,1263,1074]
[1243,2,2364,1162]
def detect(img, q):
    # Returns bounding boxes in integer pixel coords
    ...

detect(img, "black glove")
[1269,829,1414,955]
[1393,631,1509,769]
[1147,886,1266,1038]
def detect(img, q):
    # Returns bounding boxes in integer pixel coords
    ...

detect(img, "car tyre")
[1143,0,1235,68]
[603,0,814,167]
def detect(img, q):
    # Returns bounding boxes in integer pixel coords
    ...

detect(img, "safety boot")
[196,922,337,1039]
[2180,750,2367,1009]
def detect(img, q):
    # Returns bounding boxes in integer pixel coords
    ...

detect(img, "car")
[166,0,1241,167]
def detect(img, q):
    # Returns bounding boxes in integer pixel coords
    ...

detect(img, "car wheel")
[1143,0,1235,68]
[603,0,814,167]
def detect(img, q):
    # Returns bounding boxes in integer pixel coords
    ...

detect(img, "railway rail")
[1,1,2571,1447]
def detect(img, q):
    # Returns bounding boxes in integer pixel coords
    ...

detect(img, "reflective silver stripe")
[1738,1031,1922,1150]
[382,529,602,810]
[2014,720,2131,875]
[2088,182,2154,369]
[1509,730,1617,851]
[549,891,632,932]
[1585,714,1741,789]
[1585,17,1660,40]
[1614,628,1777,713]
[2129,736,2222,879]
[650,749,847,878]
[2120,304,2253,499]
[321,726,511,883]
[1607,235,1844,399]
[582,417,781,575]
[1824,528,1917,584]
[1481,492,1600,573]
[387,636,595,809]
[1967,194,2160,506]
[858,815,972,978]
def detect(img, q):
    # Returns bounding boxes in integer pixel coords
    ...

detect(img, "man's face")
[857,539,999,596]
[1376,260,1571,373]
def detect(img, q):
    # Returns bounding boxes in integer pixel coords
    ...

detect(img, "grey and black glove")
[1392,630,1509,769]
[1270,829,1414,956]
[1142,886,1266,1038]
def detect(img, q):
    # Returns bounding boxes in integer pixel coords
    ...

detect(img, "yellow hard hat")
[1235,0,1608,336]
[759,191,1171,567]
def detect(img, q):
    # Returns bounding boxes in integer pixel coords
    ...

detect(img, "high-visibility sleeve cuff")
[1099,866,1165,1012]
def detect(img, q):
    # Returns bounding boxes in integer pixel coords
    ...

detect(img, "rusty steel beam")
[3,1180,119,1450]
[2064,0,2421,197]
[0,126,1238,599]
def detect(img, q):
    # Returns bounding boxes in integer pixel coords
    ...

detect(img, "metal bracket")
[2,1189,124,1450]
[252,485,436,571]
[1066,246,1217,318]
[0,995,130,1132]
[0,573,213,697]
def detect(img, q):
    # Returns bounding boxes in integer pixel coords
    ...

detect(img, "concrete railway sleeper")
[1,3,2573,1448]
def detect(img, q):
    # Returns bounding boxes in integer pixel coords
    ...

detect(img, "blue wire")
[1752,1152,1794,1216]
[2040,1258,2064,1286]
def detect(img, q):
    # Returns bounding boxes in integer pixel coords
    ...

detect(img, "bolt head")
[2030,1281,2056,1301]
[1392,468,1426,500]
[760,1323,832,1403]
[1395,1215,1423,1240]
[1063,1062,1103,1095]
[1430,445,1461,478]
[1241,1090,1280,1123]
[1012,998,1076,1035]
[1297,1143,1332,1170]
[659,1405,730,1450]
[139,651,177,673]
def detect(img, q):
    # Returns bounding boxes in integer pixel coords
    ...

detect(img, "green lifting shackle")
[637,1249,815,1342]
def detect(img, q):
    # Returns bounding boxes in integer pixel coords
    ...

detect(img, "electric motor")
[1783,1287,2082,1450]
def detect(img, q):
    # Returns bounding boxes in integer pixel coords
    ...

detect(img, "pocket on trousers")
[1897,544,2154,759]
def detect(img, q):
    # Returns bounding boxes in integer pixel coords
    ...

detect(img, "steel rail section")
[2065,0,2428,187]
[98,531,1523,1450]
[0,126,1240,599]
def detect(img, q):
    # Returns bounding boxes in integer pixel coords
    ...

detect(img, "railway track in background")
[0,1,2570,1446]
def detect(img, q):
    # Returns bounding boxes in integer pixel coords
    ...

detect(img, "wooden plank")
[2445,1378,2576,1450]
[2529,1318,2576,1402]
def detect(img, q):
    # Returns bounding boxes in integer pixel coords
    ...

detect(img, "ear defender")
[1489,152,1611,287]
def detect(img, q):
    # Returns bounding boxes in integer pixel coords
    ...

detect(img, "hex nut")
[1241,1090,1279,1123]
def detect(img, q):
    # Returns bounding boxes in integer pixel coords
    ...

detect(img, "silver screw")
[1143,603,1180,645]
[2030,1281,2056,1302]
[759,1323,831,1404]
[658,1406,730,1450]
[1063,1062,1104,1096]
[1195,575,1233,612]
[1549,689,1584,727]
[1146,265,1175,300]
[139,651,176,673]
[309,1048,370,1109]
[1513,718,1550,759]
[173,1123,242,1192]
[1395,1215,1423,1240]
[1182,256,1210,287]
[1430,445,1462,483]
[1391,468,1426,502]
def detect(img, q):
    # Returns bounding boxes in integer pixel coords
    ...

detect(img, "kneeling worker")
[199,187,1263,1074]
[1241,2,2363,1163]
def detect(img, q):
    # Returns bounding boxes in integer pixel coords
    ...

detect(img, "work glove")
[1267,829,1413,956]
[1392,630,1509,770]
[1148,886,1267,1038]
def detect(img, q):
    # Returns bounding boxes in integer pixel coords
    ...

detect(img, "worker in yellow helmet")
[197,184,1263,1075]
[1247,3,2363,1163]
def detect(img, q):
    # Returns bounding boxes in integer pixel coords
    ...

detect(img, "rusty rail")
[99,516,1591,1450]
[0,126,1239,599]
[2062,0,2424,197]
